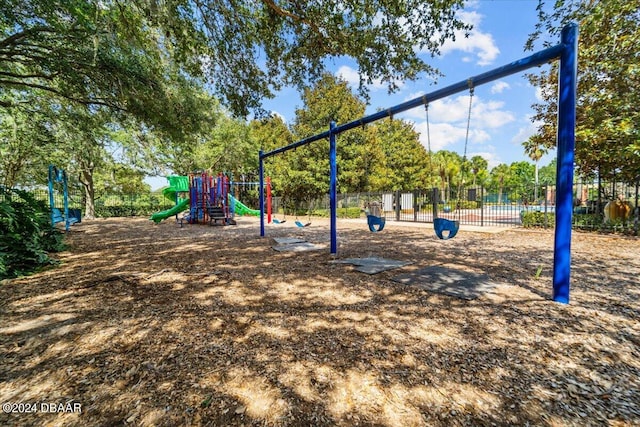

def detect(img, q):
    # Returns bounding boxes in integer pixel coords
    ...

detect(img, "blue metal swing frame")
[259,24,578,303]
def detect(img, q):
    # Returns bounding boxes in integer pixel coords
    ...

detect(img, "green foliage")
[94,193,173,218]
[521,210,554,228]
[262,74,433,202]
[0,187,65,280]
[527,0,640,183]
[572,213,602,230]
[338,207,364,219]
[285,207,361,219]
[375,118,430,191]
[0,0,470,117]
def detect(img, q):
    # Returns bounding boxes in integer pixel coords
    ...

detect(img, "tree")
[489,163,511,204]
[375,118,431,191]
[526,0,640,183]
[509,161,536,202]
[0,93,55,187]
[432,150,463,203]
[0,1,208,136]
[1,1,471,118]
[522,135,549,201]
[288,73,370,201]
[469,155,489,187]
[539,158,557,185]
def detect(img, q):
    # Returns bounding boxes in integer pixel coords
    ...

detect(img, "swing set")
[48,165,81,232]
[265,177,313,227]
[422,79,474,240]
[259,23,577,303]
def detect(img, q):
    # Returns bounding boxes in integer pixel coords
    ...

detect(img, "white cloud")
[336,65,360,87]
[268,110,287,122]
[535,86,544,102]
[431,10,500,66]
[415,121,462,151]
[467,150,502,169]
[511,117,542,145]
[491,81,510,94]
[400,93,514,153]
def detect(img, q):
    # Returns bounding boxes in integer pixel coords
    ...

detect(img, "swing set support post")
[259,150,265,237]
[552,23,578,304]
[329,121,337,255]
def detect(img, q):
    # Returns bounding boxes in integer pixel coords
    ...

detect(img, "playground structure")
[259,24,578,304]
[187,172,233,225]
[150,175,190,224]
[48,165,81,232]
[264,176,287,224]
[151,172,261,225]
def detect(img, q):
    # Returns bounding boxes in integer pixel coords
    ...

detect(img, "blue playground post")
[48,165,75,232]
[259,23,578,303]
[553,23,579,304]
[329,122,337,255]
[259,150,265,237]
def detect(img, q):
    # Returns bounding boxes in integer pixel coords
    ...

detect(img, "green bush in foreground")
[521,210,554,228]
[0,188,65,280]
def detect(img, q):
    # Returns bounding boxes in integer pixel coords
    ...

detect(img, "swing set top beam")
[260,42,563,160]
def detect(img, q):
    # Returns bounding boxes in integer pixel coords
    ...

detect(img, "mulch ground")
[1,216,638,427]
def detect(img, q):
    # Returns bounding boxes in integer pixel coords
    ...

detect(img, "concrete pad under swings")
[331,257,412,274]
[272,242,326,252]
[391,265,497,300]
[273,237,307,245]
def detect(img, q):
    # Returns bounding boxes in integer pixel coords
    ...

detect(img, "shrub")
[572,213,602,230]
[338,207,363,218]
[521,210,554,228]
[0,188,65,280]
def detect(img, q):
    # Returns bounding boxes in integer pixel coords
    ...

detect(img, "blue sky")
[261,0,555,170]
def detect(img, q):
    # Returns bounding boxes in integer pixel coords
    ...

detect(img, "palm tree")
[469,155,488,187]
[523,136,549,202]
[490,164,511,204]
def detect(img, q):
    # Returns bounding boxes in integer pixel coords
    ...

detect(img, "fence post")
[634,179,639,236]
[431,187,438,221]
[480,186,484,227]
[544,185,549,228]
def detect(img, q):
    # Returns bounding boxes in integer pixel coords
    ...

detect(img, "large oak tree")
[1,0,470,118]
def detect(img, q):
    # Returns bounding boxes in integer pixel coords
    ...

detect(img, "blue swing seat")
[433,218,459,240]
[295,220,310,227]
[367,215,386,232]
[52,208,81,226]
[272,218,286,224]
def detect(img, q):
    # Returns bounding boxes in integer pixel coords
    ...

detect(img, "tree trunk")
[79,161,96,219]
[534,161,539,201]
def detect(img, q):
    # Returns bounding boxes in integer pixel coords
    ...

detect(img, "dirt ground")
[1,216,639,427]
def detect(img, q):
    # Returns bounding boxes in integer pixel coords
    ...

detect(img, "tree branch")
[260,0,323,37]
[0,79,124,111]
[0,71,53,80]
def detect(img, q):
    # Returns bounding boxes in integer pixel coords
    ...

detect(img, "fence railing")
[23,188,175,218]
[272,180,639,233]
[10,179,639,235]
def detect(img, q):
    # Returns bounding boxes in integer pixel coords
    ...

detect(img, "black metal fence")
[8,179,639,234]
[275,179,639,233]
[21,188,175,218]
